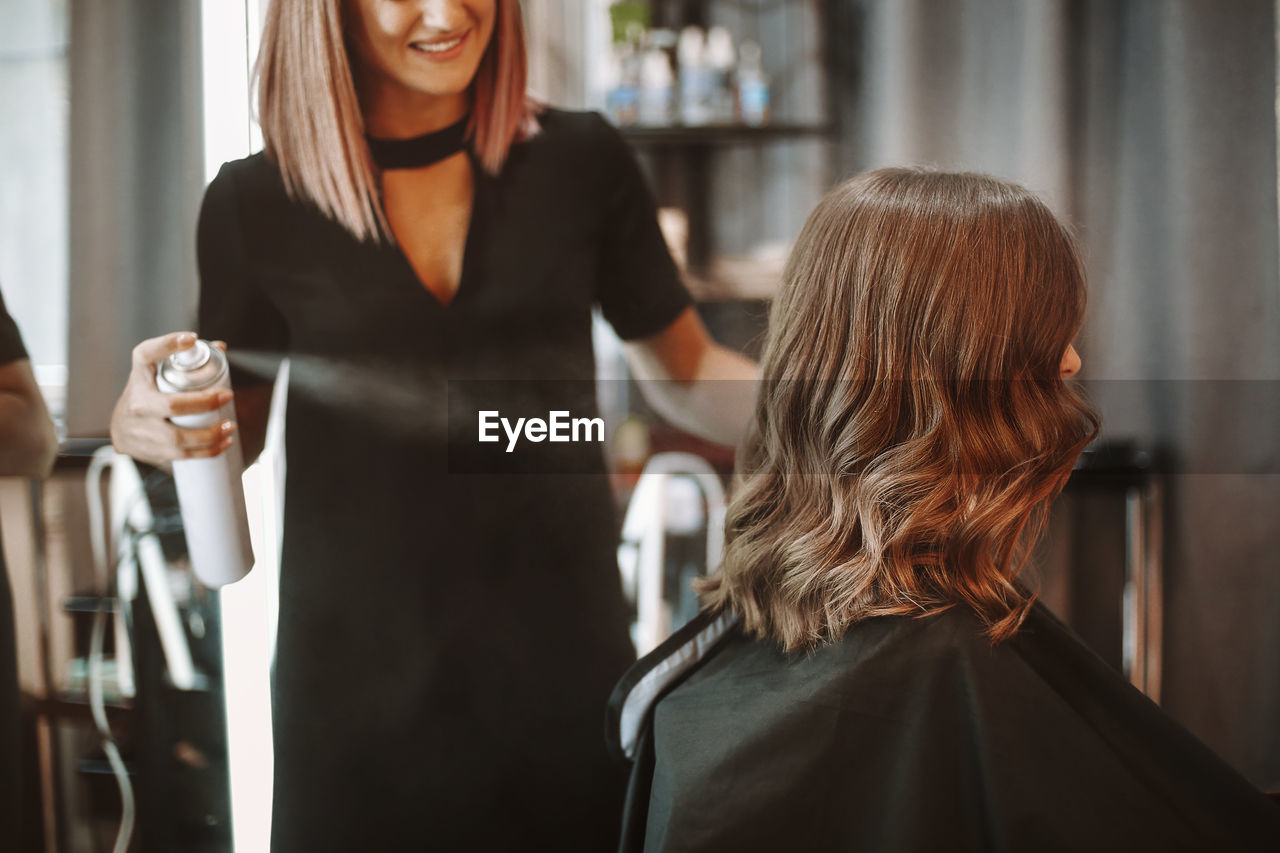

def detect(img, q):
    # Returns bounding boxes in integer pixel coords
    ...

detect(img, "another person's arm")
[0,358,57,478]
[0,289,57,477]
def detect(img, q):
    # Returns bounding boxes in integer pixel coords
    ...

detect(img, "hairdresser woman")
[109,1,756,850]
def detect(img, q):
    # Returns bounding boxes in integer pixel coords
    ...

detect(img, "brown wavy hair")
[699,168,1100,650]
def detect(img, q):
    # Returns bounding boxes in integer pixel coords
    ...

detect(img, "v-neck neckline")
[384,150,487,310]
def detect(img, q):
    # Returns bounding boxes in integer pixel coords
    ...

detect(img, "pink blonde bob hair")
[254,0,538,241]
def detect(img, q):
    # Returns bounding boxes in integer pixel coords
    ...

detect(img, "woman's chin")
[404,68,479,100]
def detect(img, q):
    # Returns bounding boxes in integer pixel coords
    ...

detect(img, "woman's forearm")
[628,341,760,448]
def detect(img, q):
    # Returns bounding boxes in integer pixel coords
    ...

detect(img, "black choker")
[366,115,469,170]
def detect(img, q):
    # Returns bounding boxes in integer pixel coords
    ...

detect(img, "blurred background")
[0,0,1276,850]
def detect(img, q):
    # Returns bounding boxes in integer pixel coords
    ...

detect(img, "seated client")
[609,168,1280,852]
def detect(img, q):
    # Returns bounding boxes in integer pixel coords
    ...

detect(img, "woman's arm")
[625,306,760,448]
[585,114,759,444]
[0,358,57,478]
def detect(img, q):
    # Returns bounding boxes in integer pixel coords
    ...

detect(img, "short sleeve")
[196,163,289,388]
[590,114,694,341]
[0,289,28,366]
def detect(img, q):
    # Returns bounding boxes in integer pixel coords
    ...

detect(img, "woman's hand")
[109,331,236,466]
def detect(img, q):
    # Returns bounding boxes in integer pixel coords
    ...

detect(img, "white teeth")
[413,36,463,53]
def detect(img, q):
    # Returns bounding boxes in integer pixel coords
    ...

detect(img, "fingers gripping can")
[156,340,254,586]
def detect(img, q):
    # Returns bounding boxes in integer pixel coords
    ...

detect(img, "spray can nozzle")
[171,340,212,370]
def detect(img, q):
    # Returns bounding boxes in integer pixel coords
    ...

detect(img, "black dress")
[197,109,691,851]
[0,290,28,846]
[610,604,1280,852]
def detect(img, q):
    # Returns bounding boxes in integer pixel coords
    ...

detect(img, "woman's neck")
[361,89,469,140]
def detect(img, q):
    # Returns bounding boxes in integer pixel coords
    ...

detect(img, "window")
[0,0,69,426]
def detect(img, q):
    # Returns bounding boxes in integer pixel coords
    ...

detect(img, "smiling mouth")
[411,31,468,54]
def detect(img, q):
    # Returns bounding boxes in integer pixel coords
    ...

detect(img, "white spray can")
[156,340,254,587]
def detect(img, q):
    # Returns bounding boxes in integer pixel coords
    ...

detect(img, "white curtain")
[64,0,206,436]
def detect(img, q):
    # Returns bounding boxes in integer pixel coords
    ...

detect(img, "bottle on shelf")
[736,40,771,127]
[638,48,676,125]
[678,26,715,126]
[706,26,737,124]
[604,19,649,125]
[603,46,638,125]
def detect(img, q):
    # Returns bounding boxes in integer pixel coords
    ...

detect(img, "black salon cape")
[609,604,1280,852]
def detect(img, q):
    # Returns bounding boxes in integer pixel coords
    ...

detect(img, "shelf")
[619,122,834,146]
[78,758,137,776]
[65,595,120,614]
[1068,441,1160,489]
[55,437,113,469]
[29,692,133,721]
